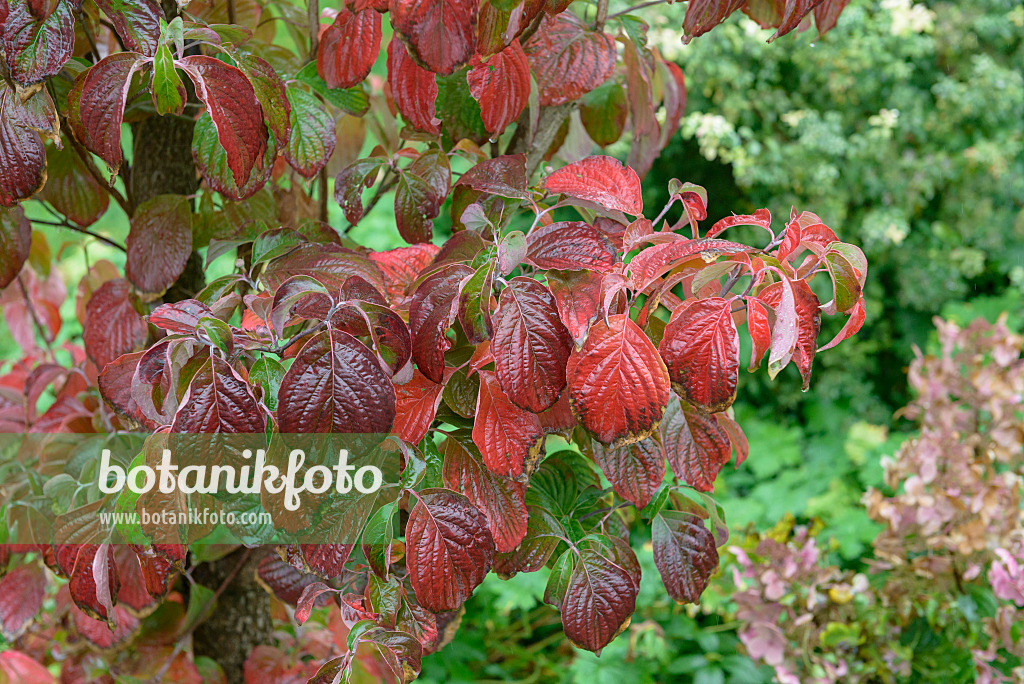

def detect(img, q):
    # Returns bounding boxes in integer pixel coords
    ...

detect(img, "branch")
[31,215,127,253]
[17,275,54,353]
[307,0,330,222]
[595,0,609,30]
[607,0,670,20]
[505,102,576,178]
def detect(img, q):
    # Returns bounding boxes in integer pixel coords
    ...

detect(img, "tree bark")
[506,103,576,177]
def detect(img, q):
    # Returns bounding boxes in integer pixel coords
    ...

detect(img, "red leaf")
[97,351,157,429]
[627,238,751,291]
[256,554,328,606]
[125,194,193,293]
[658,297,739,413]
[542,156,643,216]
[778,215,838,262]
[277,328,397,433]
[590,438,665,509]
[746,298,772,371]
[681,0,744,43]
[94,0,162,56]
[395,149,450,244]
[0,205,31,288]
[454,154,529,200]
[546,269,602,346]
[652,511,718,604]
[493,505,562,578]
[714,411,748,467]
[0,563,46,639]
[409,264,473,383]
[236,53,291,148]
[37,144,109,226]
[819,297,865,352]
[491,277,572,412]
[387,39,440,134]
[178,55,269,187]
[171,354,265,433]
[261,243,386,293]
[566,314,670,446]
[707,208,772,239]
[391,0,478,75]
[758,279,820,389]
[1,0,74,84]
[294,581,339,624]
[393,369,444,444]
[660,394,731,491]
[301,544,354,580]
[770,0,823,41]
[370,243,440,304]
[526,221,618,273]
[148,299,214,334]
[467,39,530,135]
[67,52,145,174]
[443,437,528,553]
[192,110,276,201]
[814,0,851,34]
[83,279,148,370]
[406,489,494,611]
[0,85,49,206]
[317,7,382,89]
[472,370,544,479]
[66,544,119,620]
[561,544,637,652]
[523,12,616,106]
[284,86,337,179]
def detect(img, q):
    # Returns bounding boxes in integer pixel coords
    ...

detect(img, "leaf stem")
[17,275,54,354]
[607,0,670,20]
[35,206,127,252]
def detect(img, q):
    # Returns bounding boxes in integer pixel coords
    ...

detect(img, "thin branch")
[227,0,237,25]
[76,12,103,61]
[607,0,670,20]
[518,10,546,45]
[30,215,127,253]
[64,131,133,216]
[17,276,54,353]
[594,0,609,30]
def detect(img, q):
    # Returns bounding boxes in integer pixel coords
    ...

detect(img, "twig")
[32,214,127,253]
[594,0,609,30]
[76,11,102,61]
[518,11,546,45]
[607,0,670,20]
[227,0,237,25]
[17,276,54,353]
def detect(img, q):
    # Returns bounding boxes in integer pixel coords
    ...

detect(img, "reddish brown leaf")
[317,7,382,89]
[371,244,440,304]
[406,489,494,611]
[171,354,265,433]
[277,328,397,433]
[627,238,751,291]
[409,264,473,383]
[590,438,665,508]
[38,144,109,226]
[0,205,31,288]
[301,544,354,580]
[467,39,530,135]
[83,279,148,370]
[454,153,529,200]
[97,351,157,429]
[125,194,192,294]
[94,0,162,56]
[472,371,544,479]
[814,0,850,33]
[2,0,74,84]
[758,278,821,389]
[443,437,528,553]
[394,370,444,444]
[148,299,214,334]
[660,394,731,491]
[491,277,572,413]
[0,86,49,207]
[566,314,670,446]
[546,269,602,346]
[391,0,478,75]
[746,298,772,371]
[395,149,450,244]
[681,0,744,43]
[770,0,824,41]
[493,505,562,578]
[542,156,643,216]
[523,12,616,106]
[0,564,46,639]
[67,52,145,174]
[652,511,718,604]
[256,553,327,606]
[561,544,637,652]
[658,297,739,413]
[178,55,269,187]
[261,243,386,292]
[387,38,440,134]
[526,221,618,273]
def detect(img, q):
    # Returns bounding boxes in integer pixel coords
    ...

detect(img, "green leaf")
[249,357,285,411]
[435,68,489,145]
[295,62,370,117]
[180,583,216,635]
[197,316,233,355]
[284,86,337,179]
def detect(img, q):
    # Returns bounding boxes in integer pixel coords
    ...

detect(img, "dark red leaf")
[406,489,494,611]
[125,194,193,293]
[714,410,748,466]
[567,315,669,446]
[391,0,478,75]
[261,243,386,293]
[94,0,162,56]
[301,544,354,580]
[191,110,276,201]
[395,149,450,244]
[0,85,49,206]
[658,297,739,413]
[149,299,214,334]
[256,553,327,606]
[627,238,751,291]
[443,437,528,553]
[1,0,74,84]
[546,269,602,346]
[334,157,387,224]
[746,298,771,371]
[523,12,616,106]
[681,0,744,43]
[171,354,265,433]
[0,205,31,288]
[409,264,473,383]
[493,505,562,578]
[66,544,119,620]
[454,153,529,200]
[235,53,291,148]
[365,628,423,683]
[590,438,665,509]
[814,0,850,33]
[387,39,440,134]
[526,221,618,273]
[67,52,145,174]
[371,243,440,304]
[277,328,397,433]
[660,394,731,492]
[178,55,269,187]
[97,351,157,428]
[758,278,820,389]
[472,370,544,478]
[0,563,46,639]
[393,370,444,444]
[317,6,382,89]
[561,544,637,652]
[467,39,530,135]
[83,279,148,370]
[542,156,643,216]
[652,511,718,604]
[38,144,109,226]
[491,276,572,412]
[770,0,824,41]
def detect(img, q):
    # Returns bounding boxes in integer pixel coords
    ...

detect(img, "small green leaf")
[249,357,285,411]
[295,62,370,117]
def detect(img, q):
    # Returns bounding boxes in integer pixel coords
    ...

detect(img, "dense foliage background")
[0,0,1021,682]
